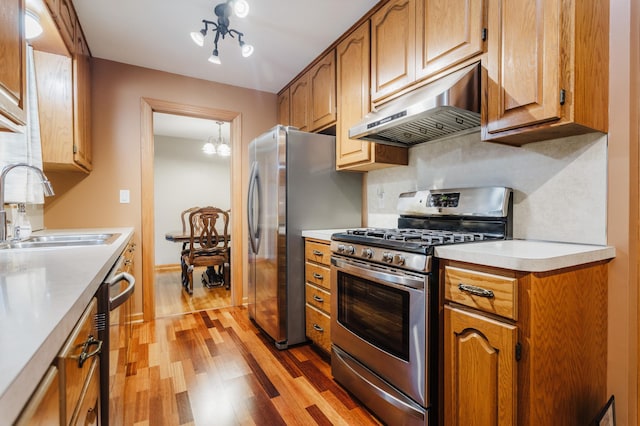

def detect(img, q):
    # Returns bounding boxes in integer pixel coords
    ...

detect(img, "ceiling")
[71,0,379,94]
[153,112,228,141]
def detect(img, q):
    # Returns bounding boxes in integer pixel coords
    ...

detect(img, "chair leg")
[187,265,194,295]
[181,257,188,289]
[223,262,230,290]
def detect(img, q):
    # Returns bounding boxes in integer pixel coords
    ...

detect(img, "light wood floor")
[155,267,232,318]
[123,305,381,425]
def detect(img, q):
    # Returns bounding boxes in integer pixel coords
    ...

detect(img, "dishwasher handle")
[108,272,135,310]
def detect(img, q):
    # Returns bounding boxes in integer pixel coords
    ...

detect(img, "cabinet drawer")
[305,262,331,291]
[305,240,331,266]
[306,305,331,353]
[58,297,101,424]
[443,265,517,320]
[306,283,331,315]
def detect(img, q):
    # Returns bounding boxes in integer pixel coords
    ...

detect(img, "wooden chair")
[181,206,230,294]
[180,206,201,250]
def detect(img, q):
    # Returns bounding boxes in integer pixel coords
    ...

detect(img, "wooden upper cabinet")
[336,21,408,171]
[290,74,309,131]
[370,0,416,104]
[57,0,76,54]
[73,22,92,171]
[0,0,27,132]
[416,0,485,81]
[483,0,609,144]
[277,88,290,126]
[308,50,336,132]
[288,49,337,133]
[32,2,92,173]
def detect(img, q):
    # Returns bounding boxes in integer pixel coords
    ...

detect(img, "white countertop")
[0,227,134,424]
[435,239,615,272]
[301,229,348,242]
[302,229,615,272]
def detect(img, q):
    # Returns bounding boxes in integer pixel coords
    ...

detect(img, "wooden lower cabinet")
[441,259,608,426]
[304,238,332,353]
[445,306,516,426]
[306,304,331,353]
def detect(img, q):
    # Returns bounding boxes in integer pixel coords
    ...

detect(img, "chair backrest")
[181,206,200,234]
[187,206,230,256]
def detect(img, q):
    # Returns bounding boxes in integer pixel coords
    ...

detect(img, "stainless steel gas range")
[330,186,513,426]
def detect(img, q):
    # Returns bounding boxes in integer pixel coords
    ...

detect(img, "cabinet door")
[15,367,60,425]
[309,50,336,131]
[444,306,517,426]
[370,0,416,104]
[73,23,92,171]
[0,0,27,131]
[416,0,485,80]
[277,88,290,126]
[484,0,561,135]
[336,22,373,168]
[290,75,309,131]
[58,0,76,53]
[33,50,75,169]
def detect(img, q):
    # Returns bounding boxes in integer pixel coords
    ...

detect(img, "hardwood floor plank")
[155,269,232,318]
[306,404,333,426]
[122,306,380,425]
[176,391,194,425]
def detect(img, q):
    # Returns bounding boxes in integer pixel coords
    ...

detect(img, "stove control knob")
[393,254,406,266]
[382,252,393,263]
[345,245,356,255]
[362,248,373,259]
[337,244,346,253]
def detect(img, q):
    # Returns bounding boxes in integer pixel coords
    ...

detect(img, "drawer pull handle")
[313,250,324,256]
[78,335,103,368]
[458,283,495,298]
[313,273,324,280]
[313,295,324,303]
[313,324,324,332]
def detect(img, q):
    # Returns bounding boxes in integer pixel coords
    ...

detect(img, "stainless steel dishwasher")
[99,239,135,426]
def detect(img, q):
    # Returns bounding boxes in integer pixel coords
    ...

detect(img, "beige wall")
[43,59,276,319]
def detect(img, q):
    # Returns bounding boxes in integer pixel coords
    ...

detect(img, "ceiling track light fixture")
[190,0,253,65]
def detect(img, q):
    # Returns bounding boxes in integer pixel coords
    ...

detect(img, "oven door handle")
[331,256,425,290]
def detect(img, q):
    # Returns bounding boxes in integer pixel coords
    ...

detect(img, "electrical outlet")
[119,189,130,204]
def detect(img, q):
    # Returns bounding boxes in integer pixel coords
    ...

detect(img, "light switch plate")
[119,189,130,204]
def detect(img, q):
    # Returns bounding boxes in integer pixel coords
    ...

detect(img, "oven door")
[331,255,428,407]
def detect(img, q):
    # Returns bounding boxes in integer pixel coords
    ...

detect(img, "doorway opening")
[140,98,243,322]
[153,113,232,317]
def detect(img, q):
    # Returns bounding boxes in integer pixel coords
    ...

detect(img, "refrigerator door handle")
[247,161,261,254]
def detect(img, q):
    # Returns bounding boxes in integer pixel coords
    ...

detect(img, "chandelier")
[203,121,231,156]
[190,0,253,64]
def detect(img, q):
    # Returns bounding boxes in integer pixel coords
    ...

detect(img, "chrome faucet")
[0,163,55,242]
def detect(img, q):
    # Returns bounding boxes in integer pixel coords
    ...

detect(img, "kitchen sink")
[1,233,120,249]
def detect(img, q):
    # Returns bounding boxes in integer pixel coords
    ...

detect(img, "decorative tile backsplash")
[366,131,607,245]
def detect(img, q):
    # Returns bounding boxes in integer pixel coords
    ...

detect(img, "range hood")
[349,62,481,146]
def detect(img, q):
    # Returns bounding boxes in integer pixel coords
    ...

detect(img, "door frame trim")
[140,97,243,321]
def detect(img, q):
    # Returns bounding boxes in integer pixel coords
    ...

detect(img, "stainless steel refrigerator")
[247,125,362,349]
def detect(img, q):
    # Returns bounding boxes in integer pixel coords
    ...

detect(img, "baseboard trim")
[155,264,181,273]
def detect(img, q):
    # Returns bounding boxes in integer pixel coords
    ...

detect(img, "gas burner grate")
[344,228,489,247]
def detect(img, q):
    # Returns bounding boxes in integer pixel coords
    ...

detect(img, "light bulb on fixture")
[217,142,231,156]
[232,0,249,18]
[240,42,254,58]
[190,29,206,47]
[208,50,222,64]
[202,137,216,155]
[25,11,43,40]
[190,0,253,64]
